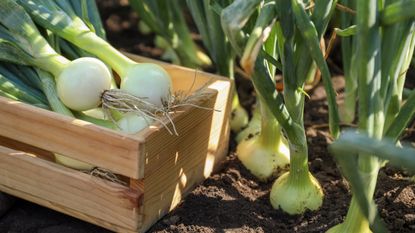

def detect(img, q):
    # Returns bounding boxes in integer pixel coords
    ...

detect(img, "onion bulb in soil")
[270,171,323,215]
[237,134,290,181]
[236,104,290,181]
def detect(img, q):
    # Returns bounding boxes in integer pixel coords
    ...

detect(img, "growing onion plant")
[337,0,357,123]
[185,0,250,133]
[220,0,290,181]
[330,129,415,233]
[222,0,340,213]
[326,0,415,232]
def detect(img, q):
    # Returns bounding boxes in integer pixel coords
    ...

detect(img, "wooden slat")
[0,145,143,231]
[0,97,144,179]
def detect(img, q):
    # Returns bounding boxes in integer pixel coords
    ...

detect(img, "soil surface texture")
[0,1,414,233]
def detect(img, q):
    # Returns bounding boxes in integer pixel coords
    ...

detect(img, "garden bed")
[0,1,414,233]
[1,78,413,233]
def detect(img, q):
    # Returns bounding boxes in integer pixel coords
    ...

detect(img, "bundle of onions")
[0,0,171,169]
[18,0,173,113]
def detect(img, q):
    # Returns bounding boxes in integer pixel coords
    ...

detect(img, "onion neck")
[75,32,136,77]
[259,99,284,150]
[342,76,357,124]
[337,198,371,233]
[230,58,243,112]
[330,168,379,233]
[288,138,309,181]
[231,88,242,110]
[37,69,73,117]
[34,55,70,78]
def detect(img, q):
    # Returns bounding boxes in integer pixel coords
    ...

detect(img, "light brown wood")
[137,66,233,231]
[0,54,232,233]
[0,145,143,231]
[0,97,144,179]
[0,135,54,161]
[0,185,139,233]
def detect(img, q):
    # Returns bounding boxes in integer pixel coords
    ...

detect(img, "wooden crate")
[0,54,232,233]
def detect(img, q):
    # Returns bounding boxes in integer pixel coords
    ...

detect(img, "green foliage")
[129,0,211,68]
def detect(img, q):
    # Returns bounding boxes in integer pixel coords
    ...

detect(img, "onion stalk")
[221,0,291,181]
[269,0,338,214]
[186,0,249,133]
[235,104,261,143]
[0,65,47,107]
[18,0,173,110]
[237,5,290,180]
[338,0,357,124]
[54,0,117,90]
[222,0,339,214]
[327,0,415,232]
[0,0,112,112]
[129,0,212,68]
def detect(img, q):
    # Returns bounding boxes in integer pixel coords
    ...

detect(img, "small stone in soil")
[404,213,415,222]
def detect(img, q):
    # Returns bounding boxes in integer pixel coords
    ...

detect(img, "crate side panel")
[0,185,140,233]
[0,97,144,179]
[0,145,143,231]
[203,78,233,176]
[141,74,232,231]
[142,102,214,231]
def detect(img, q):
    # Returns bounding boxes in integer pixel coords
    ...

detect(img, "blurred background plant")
[130,0,250,133]
[129,0,212,68]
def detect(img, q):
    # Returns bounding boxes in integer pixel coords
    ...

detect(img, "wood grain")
[0,98,144,179]
[0,145,143,231]
[0,135,54,161]
[134,58,233,231]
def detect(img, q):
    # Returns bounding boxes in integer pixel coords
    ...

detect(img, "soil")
[0,1,414,233]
